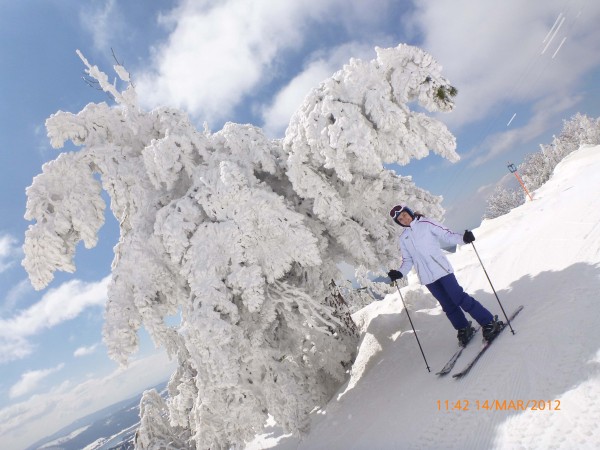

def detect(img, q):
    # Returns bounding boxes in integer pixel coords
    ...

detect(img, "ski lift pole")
[507,162,533,201]
[394,281,431,372]
[470,243,515,335]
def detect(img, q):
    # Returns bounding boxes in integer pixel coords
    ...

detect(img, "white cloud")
[410,0,600,129]
[137,0,325,123]
[34,123,54,156]
[0,277,109,363]
[260,60,333,138]
[0,234,21,273]
[136,0,395,125]
[79,0,119,52]
[74,344,99,358]
[2,279,34,314]
[260,42,377,138]
[444,186,492,231]
[0,337,33,364]
[9,364,65,399]
[444,169,529,231]
[0,351,176,450]
[467,94,580,166]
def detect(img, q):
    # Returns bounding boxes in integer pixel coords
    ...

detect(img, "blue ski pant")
[426,273,493,330]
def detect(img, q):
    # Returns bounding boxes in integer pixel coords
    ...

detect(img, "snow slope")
[249,144,600,449]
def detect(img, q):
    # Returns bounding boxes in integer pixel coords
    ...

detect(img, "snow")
[38,425,90,448]
[248,144,600,449]
[81,422,139,450]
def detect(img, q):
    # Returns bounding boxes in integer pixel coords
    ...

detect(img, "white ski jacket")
[397,216,466,286]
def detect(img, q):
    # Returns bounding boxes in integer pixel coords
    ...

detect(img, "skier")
[387,205,503,346]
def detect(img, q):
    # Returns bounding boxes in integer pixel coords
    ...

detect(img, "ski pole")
[470,242,515,334]
[394,281,431,372]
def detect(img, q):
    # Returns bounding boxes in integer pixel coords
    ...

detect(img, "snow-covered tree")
[136,389,191,449]
[483,185,524,219]
[554,113,600,153]
[23,44,458,449]
[484,113,600,221]
[336,282,385,315]
[521,113,600,192]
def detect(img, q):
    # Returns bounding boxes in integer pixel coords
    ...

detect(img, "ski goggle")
[389,205,406,220]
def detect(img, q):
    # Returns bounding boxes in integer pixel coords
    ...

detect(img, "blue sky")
[1,0,599,448]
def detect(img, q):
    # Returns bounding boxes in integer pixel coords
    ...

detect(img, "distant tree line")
[484,113,600,219]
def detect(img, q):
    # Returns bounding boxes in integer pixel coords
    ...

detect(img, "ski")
[436,327,480,376]
[452,305,524,379]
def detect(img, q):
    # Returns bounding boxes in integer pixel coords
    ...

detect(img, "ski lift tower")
[507,162,533,201]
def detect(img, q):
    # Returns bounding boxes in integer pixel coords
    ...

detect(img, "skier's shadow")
[410,262,600,448]
[264,263,600,449]
[340,288,443,386]
[347,262,600,396]
[465,262,600,393]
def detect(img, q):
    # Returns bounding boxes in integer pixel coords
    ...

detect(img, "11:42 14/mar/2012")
[436,399,561,412]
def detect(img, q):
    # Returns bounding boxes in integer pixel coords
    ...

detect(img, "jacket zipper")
[431,256,451,273]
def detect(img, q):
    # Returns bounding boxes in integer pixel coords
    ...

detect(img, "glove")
[463,230,475,244]
[388,269,403,281]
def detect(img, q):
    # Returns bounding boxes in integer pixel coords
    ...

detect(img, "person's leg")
[426,278,470,330]
[436,273,493,326]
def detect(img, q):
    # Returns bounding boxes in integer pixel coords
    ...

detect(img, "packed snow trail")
[436,325,480,376]
[248,145,600,450]
[452,305,523,379]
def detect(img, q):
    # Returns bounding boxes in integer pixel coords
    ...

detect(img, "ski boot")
[457,322,475,347]
[482,315,504,342]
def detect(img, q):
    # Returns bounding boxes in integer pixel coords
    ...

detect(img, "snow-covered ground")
[38,425,90,449]
[249,144,600,449]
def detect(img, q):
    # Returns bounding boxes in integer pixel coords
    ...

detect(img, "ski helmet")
[389,205,415,222]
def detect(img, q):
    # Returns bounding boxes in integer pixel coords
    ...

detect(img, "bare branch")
[111,47,123,66]
[110,47,134,87]
[81,75,102,91]
[81,73,115,101]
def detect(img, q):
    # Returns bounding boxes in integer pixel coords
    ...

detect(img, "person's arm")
[420,218,464,247]
[397,235,414,276]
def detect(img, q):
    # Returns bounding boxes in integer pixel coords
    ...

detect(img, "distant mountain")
[27,381,168,450]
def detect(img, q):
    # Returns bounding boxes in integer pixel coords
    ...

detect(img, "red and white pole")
[507,162,533,201]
